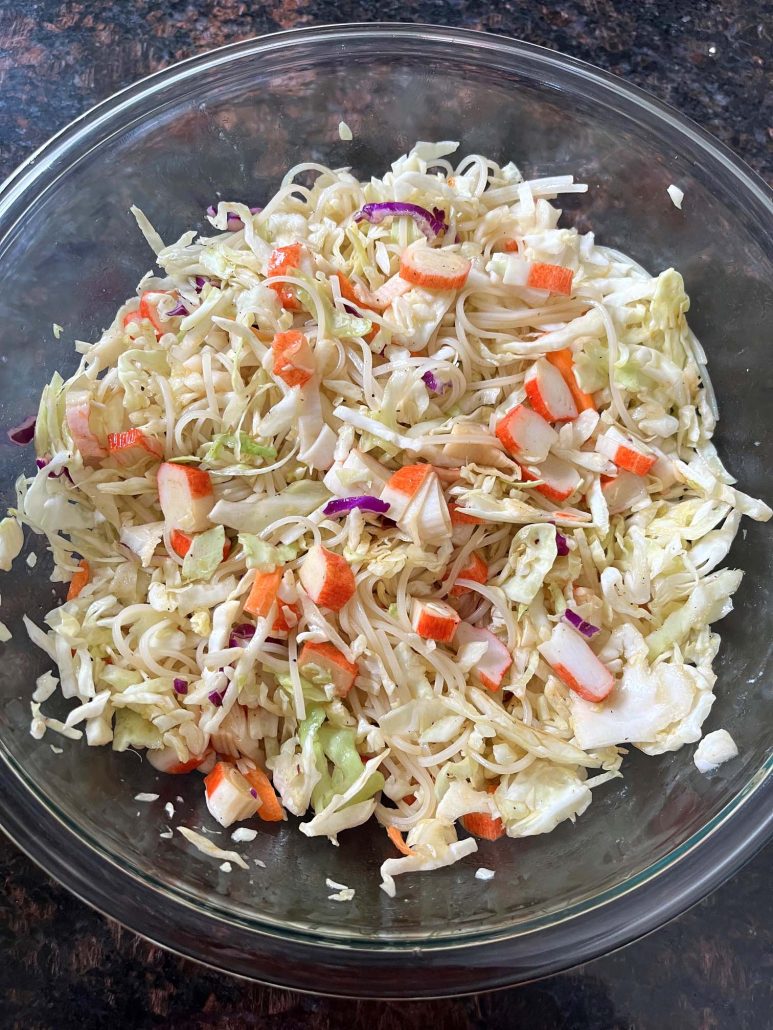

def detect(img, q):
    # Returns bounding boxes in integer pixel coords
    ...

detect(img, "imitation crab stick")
[495,404,558,464]
[170,529,231,562]
[596,427,657,477]
[299,545,356,612]
[243,766,285,821]
[379,463,450,544]
[448,503,484,527]
[204,761,261,827]
[387,826,415,856]
[525,358,578,422]
[519,453,582,503]
[461,809,506,841]
[380,463,434,518]
[538,621,614,703]
[157,462,214,533]
[298,641,359,696]
[601,471,649,515]
[369,272,413,311]
[546,348,596,413]
[398,245,471,291]
[138,291,180,334]
[454,622,513,692]
[411,598,460,643]
[65,391,105,461]
[66,559,90,601]
[244,568,282,619]
[147,746,209,775]
[266,243,304,310]
[271,330,315,388]
[446,551,488,598]
[107,429,164,466]
[527,262,574,295]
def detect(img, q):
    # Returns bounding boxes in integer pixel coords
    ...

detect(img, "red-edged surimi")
[601,471,650,515]
[398,245,471,291]
[157,462,214,533]
[525,358,578,423]
[203,760,262,826]
[298,641,358,696]
[596,427,657,477]
[107,429,164,466]
[538,621,614,702]
[411,598,460,643]
[65,391,106,460]
[455,622,513,692]
[299,545,356,612]
[495,403,558,463]
[147,746,209,775]
[519,453,582,503]
[446,551,488,598]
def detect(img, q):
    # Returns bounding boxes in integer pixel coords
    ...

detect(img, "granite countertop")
[0,3,770,1027]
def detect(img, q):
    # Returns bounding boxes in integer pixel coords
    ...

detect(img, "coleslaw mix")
[5,141,769,895]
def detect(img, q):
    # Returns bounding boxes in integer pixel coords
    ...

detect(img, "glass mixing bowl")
[0,24,770,997]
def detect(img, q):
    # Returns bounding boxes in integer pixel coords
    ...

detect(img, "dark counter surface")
[0,3,771,1027]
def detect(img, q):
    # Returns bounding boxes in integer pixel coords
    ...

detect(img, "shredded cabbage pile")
[10,141,769,896]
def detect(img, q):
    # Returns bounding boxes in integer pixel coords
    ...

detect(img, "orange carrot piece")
[546,348,596,412]
[66,559,90,601]
[461,809,506,841]
[387,826,415,856]
[244,569,283,619]
[526,262,574,296]
[243,767,285,822]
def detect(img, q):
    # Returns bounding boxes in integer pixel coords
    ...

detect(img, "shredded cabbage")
[11,141,768,895]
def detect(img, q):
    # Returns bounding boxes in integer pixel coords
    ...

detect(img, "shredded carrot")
[243,767,285,821]
[66,559,90,601]
[387,825,415,856]
[546,348,596,412]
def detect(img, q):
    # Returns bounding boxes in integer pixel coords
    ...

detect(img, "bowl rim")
[0,21,771,996]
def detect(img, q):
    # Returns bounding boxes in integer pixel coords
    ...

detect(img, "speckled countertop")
[0,3,771,1028]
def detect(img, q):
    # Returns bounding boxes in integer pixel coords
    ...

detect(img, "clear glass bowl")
[0,24,770,997]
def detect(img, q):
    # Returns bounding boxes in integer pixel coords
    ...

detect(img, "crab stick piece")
[398,245,471,291]
[527,262,574,295]
[323,448,391,497]
[204,761,261,827]
[138,290,180,334]
[495,404,558,464]
[525,358,578,423]
[411,598,460,643]
[546,348,596,412]
[379,463,434,520]
[66,559,90,601]
[271,330,315,388]
[601,471,649,515]
[65,391,106,460]
[266,243,304,310]
[157,462,214,533]
[538,621,614,703]
[596,427,657,477]
[243,766,285,821]
[455,622,512,692]
[147,746,209,775]
[446,551,488,598]
[442,423,515,471]
[170,529,231,562]
[369,272,413,311]
[519,453,582,503]
[107,429,164,466]
[298,640,359,697]
[448,503,484,527]
[299,545,356,612]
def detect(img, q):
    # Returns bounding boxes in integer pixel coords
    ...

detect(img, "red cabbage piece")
[354,202,447,240]
[421,370,450,395]
[564,609,600,638]
[7,415,36,445]
[555,531,570,556]
[208,689,224,707]
[323,495,390,516]
[206,205,262,230]
[229,623,256,648]
[173,678,188,695]
[166,301,189,317]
